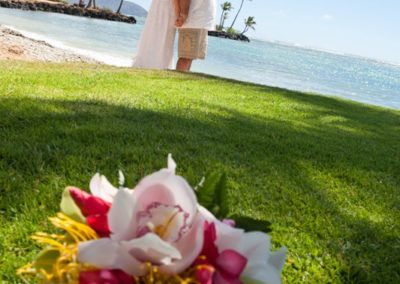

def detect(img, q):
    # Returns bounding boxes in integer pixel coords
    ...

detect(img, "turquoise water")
[1,7,399,109]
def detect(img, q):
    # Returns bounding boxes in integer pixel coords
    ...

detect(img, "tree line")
[217,0,256,36]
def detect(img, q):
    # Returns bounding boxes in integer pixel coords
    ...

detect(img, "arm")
[175,0,191,27]
[173,0,180,17]
[179,0,191,19]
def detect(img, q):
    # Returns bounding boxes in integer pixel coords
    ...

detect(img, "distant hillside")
[67,0,148,17]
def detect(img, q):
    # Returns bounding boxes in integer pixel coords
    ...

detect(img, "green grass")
[0,61,399,283]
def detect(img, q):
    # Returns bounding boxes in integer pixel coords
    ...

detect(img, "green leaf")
[197,172,221,211]
[184,166,197,188]
[60,187,86,223]
[229,215,272,233]
[33,249,60,273]
[196,172,229,218]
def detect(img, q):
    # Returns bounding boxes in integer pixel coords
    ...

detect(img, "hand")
[175,15,187,27]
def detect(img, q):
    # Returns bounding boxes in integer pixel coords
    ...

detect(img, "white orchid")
[89,173,119,203]
[77,155,205,276]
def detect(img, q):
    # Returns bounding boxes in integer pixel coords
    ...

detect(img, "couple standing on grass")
[133,0,216,72]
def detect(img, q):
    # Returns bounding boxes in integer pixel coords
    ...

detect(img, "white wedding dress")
[133,0,177,69]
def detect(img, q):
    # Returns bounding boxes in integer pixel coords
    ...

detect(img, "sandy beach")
[0,25,98,63]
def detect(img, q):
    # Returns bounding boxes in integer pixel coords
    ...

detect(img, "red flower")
[69,187,111,237]
[194,222,248,284]
[80,269,135,284]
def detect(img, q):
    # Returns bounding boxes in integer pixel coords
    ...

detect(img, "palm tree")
[116,0,124,14]
[229,0,252,30]
[221,12,229,29]
[86,0,96,9]
[241,16,256,35]
[86,0,93,8]
[219,2,233,29]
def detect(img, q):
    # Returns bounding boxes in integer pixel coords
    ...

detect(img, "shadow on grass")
[0,95,399,283]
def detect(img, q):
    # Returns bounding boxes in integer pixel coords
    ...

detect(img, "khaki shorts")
[178,28,208,60]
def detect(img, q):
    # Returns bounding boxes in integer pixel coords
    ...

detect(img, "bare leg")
[176,58,193,72]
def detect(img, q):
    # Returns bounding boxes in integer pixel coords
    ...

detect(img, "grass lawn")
[0,61,399,283]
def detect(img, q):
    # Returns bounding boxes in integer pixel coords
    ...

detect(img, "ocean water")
[1,7,399,109]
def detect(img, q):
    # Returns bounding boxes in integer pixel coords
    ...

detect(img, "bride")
[133,0,215,70]
[132,0,177,69]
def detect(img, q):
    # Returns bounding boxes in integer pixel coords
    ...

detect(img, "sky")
[129,0,400,64]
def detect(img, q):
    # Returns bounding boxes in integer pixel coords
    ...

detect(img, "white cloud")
[321,14,334,21]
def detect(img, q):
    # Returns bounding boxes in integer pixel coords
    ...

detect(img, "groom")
[174,0,216,72]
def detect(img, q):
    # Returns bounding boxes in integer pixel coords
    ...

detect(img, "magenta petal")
[113,269,136,284]
[195,266,214,284]
[213,271,243,284]
[84,195,111,216]
[86,214,110,237]
[70,187,111,216]
[80,269,135,284]
[215,249,248,278]
[79,270,118,284]
[201,222,219,260]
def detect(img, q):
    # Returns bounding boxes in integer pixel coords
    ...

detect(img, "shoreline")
[0,25,99,63]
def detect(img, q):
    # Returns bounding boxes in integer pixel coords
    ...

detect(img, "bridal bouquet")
[18,155,286,284]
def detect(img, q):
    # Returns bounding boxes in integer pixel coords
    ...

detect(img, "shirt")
[182,0,216,30]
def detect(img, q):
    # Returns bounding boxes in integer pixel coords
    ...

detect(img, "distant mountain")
[67,0,148,17]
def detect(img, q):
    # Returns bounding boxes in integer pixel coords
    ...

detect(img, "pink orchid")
[77,155,205,276]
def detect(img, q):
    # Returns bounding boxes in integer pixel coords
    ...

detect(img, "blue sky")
[129,0,400,64]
